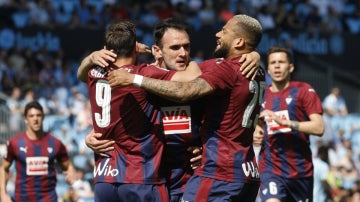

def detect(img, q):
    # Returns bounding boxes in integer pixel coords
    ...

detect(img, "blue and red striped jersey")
[4,132,69,202]
[87,64,175,185]
[157,98,203,195]
[194,57,265,184]
[260,81,323,178]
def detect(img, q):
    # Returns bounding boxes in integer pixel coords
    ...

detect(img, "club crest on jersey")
[47,147,53,154]
[285,96,292,105]
[90,67,107,78]
[161,106,191,135]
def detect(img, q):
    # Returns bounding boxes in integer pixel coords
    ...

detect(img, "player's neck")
[26,129,45,140]
[270,81,290,92]
[113,57,136,68]
[227,49,252,59]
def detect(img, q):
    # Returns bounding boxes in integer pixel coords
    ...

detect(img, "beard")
[213,43,230,58]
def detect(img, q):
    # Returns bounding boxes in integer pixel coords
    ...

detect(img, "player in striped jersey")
[0,101,76,202]
[81,20,180,202]
[258,46,324,202]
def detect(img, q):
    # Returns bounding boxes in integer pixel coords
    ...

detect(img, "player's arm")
[77,42,150,82]
[139,76,213,102]
[85,129,115,157]
[77,48,117,82]
[59,160,77,184]
[0,159,13,202]
[260,110,324,136]
[108,69,213,102]
[170,61,202,82]
[240,50,261,80]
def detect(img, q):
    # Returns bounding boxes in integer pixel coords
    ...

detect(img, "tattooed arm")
[108,69,213,102]
[141,77,213,102]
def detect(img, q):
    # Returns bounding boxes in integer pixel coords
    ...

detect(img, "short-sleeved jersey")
[87,64,175,185]
[194,57,266,184]
[4,132,69,202]
[260,81,323,178]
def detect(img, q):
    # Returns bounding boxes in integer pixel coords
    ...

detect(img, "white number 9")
[95,80,111,128]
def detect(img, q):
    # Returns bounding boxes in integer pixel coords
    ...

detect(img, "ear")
[234,37,246,48]
[289,63,295,73]
[152,45,162,60]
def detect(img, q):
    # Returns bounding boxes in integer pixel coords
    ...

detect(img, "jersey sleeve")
[3,139,15,163]
[55,139,70,163]
[301,83,323,115]
[198,59,237,93]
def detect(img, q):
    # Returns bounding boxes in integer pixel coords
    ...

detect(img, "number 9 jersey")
[87,64,175,185]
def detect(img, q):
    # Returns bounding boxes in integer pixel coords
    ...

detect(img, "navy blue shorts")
[94,182,169,202]
[259,173,313,202]
[181,175,259,202]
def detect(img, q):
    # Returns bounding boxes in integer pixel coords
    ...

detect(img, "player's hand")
[108,68,134,87]
[0,193,13,202]
[89,48,117,68]
[64,168,78,185]
[260,110,286,126]
[85,129,115,157]
[239,51,260,80]
[136,42,151,54]
[253,124,264,146]
[188,146,202,170]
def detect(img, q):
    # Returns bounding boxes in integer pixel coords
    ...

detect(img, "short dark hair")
[153,18,192,47]
[105,20,136,57]
[24,101,43,116]
[267,46,293,64]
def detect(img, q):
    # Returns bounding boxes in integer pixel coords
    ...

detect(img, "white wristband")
[133,74,143,87]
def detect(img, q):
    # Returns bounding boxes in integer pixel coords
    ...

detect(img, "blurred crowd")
[1,0,360,35]
[1,0,360,201]
[310,87,360,202]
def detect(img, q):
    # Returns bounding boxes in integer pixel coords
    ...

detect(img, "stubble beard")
[213,44,230,58]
